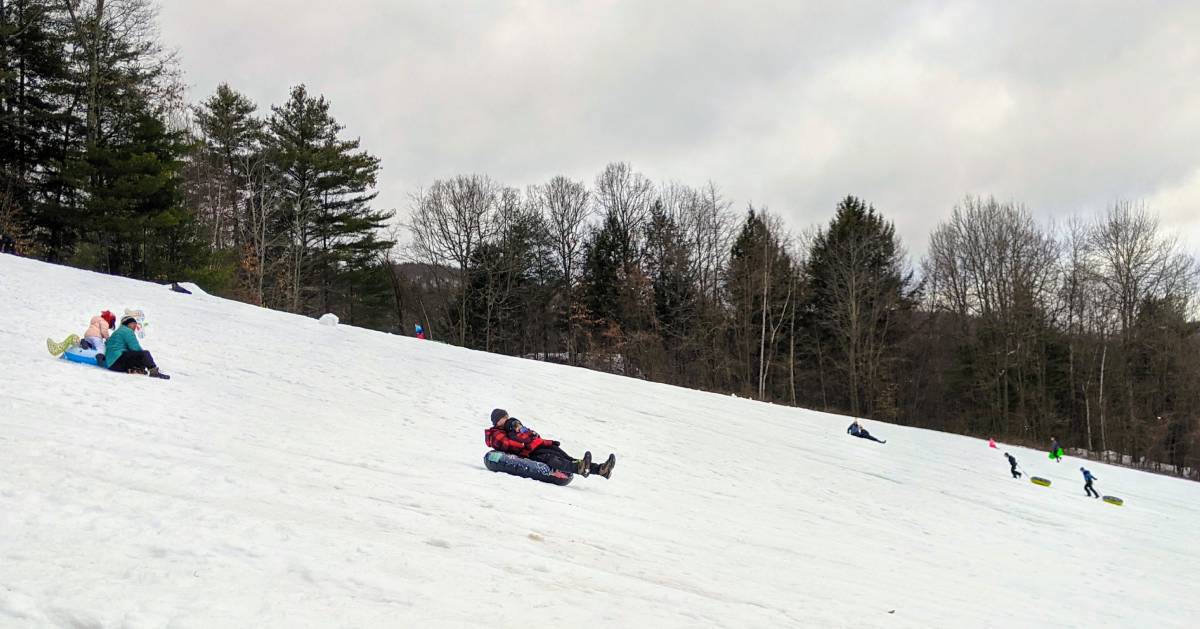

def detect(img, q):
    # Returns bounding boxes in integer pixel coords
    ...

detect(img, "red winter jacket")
[484,425,554,457]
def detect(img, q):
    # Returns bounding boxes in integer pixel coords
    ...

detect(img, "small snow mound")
[318,313,339,326]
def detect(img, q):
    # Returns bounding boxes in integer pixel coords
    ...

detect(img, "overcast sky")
[159,1,1200,257]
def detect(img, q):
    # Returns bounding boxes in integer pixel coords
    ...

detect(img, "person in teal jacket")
[104,315,170,379]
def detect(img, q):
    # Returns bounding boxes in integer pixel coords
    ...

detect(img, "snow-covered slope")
[1,254,1198,629]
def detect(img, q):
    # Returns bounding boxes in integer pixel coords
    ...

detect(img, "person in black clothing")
[0,233,16,254]
[847,419,886,444]
[1005,452,1021,478]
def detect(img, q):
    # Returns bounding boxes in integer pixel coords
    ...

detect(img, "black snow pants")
[857,431,885,444]
[530,445,599,475]
[109,350,158,373]
[1085,481,1099,498]
[1010,466,1022,479]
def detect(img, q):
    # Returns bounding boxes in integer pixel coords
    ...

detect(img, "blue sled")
[62,346,104,368]
[483,450,573,486]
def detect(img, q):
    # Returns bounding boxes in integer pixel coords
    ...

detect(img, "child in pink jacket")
[81,310,116,351]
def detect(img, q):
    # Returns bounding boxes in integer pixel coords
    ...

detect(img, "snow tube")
[1030,476,1052,487]
[483,450,573,486]
[1102,495,1124,506]
[62,346,104,368]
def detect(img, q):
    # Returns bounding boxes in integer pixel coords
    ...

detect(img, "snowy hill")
[2,254,1198,629]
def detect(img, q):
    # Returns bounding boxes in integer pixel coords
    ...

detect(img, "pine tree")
[265,84,393,315]
[727,208,795,399]
[192,83,262,251]
[581,213,625,326]
[643,200,697,376]
[802,195,911,418]
[0,0,72,255]
[79,108,191,278]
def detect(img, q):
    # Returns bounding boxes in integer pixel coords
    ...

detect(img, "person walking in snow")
[847,419,886,444]
[1050,436,1064,462]
[484,409,615,479]
[1005,453,1022,478]
[1081,467,1100,498]
[105,315,170,379]
[80,310,116,352]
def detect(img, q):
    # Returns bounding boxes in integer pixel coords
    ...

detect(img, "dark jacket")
[1082,469,1097,483]
[1006,454,1018,468]
[484,422,555,457]
[847,422,863,436]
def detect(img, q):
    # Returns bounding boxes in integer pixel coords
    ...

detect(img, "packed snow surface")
[2,254,1198,628]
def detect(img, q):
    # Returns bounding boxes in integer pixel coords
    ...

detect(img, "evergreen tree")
[265,84,393,315]
[581,213,625,326]
[727,208,795,398]
[192,83,262,251]
[802,196,910,418]
[643,200,697,377]
[0,0,72,255]
[79,107,192,278]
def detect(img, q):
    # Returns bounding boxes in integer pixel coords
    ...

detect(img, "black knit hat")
[120,315,139,327]
[490,408,509,425]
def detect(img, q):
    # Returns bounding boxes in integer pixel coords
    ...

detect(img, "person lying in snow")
[484,409,614,478]
[80,310,116,352]
[847,419,886,443]
[104,315,170,379]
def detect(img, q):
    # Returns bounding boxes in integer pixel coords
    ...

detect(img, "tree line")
[406,166,1200,479]
[4,1,1198,478]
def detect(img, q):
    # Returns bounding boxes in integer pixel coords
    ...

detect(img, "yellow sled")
[1102,495,1124,506]
[1030,477,1052,487]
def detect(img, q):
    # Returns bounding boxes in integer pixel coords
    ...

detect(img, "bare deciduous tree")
[532,175,592,359]
[408,174,500,345]
[924,197,1059,435]
[1088,201,1198,458]
[1089,201,1196,339]
[593,161,652,267]
[241,153,280,306]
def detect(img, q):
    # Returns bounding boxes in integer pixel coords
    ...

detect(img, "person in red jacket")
[484,408,615,479]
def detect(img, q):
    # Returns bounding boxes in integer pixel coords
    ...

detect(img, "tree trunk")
[459,263,468,346]
[1099,343,1108,461]
[789,278,797,406]
[86,0,105,149]
[757,237,770,400]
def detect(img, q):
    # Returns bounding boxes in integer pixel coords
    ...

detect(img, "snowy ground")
[2,254,1198,629]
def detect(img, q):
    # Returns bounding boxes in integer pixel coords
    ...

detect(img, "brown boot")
[575,451,592,477]
[148,367,171,380]
[597,453,616,479]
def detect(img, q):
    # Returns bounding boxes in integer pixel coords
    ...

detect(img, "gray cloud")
[160,0,1200,256]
